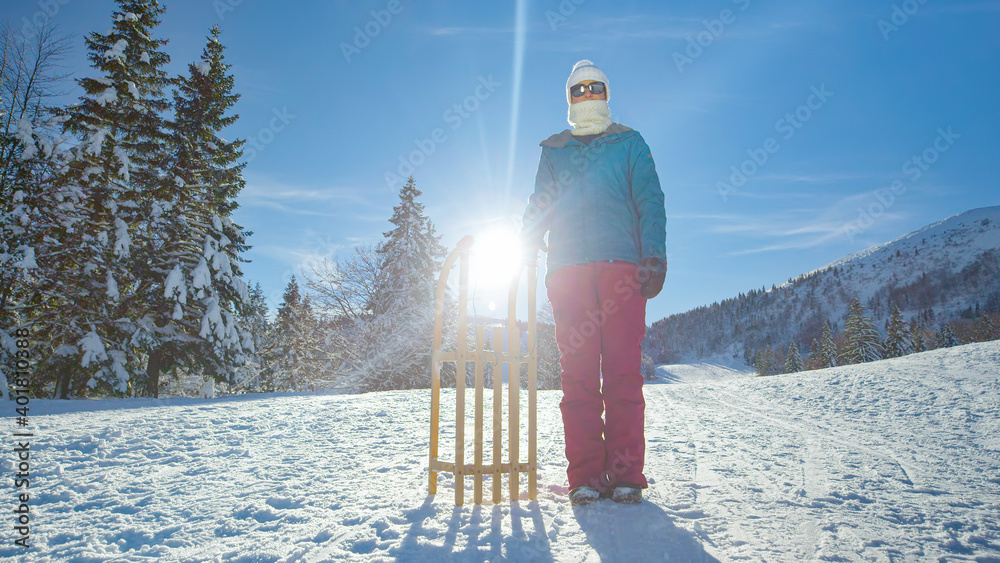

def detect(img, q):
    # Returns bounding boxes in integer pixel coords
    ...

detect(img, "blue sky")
[7,0,1000,323]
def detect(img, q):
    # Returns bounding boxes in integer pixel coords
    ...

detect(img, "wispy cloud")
[691,187,917,255]
[754,172,892,185]
[709,214,858,255]
[253,243,331,266]
[240,177,383,217]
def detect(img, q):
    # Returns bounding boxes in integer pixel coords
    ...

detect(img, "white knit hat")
[566,60,609,105]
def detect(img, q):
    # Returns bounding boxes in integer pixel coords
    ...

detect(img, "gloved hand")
[519,231,547,262]
[638,257,666,299]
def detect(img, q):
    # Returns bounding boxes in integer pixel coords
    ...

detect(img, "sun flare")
[470,229,524,288]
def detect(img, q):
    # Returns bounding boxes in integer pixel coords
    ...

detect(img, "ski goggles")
[569,81,606,98]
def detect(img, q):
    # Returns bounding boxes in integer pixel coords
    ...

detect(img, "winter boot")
[568,486,602,506]
[611,483,642,504]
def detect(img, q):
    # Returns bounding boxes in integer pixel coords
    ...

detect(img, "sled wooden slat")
[527,261,538,501]
[429,460,531,475]
[507,281,520,503]
[474,327,485,505]
[492,326,503,505]
[429,236,538,506]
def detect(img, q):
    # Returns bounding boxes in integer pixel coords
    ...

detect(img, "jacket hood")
[540,123,634,148]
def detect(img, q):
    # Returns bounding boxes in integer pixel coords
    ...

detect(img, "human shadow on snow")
[573,499,719,562]
[393,495,553,561]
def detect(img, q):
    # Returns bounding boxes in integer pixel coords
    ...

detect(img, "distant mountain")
[644,206,1000,364]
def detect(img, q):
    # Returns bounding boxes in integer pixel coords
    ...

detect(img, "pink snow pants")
[546,260,648,492]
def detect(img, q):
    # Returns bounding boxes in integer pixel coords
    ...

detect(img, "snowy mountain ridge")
[645,205,1000,363]
[789,205,1000,301]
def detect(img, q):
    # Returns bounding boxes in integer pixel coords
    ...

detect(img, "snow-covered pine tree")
[0,113,80,397]
[883,305,911,358]
[753,346,774,376]
[909,318,926,353]
[936,323,958,348]
[262,276,324,392]
[0,23,75,395]
[142,25,251,397]
[807,337,821,370]
[232,282,271,391]
[49,0,173,397]
[843,298,884,364]
[355,176,446,391]
[819,320,838,368]
[784,342,803,373]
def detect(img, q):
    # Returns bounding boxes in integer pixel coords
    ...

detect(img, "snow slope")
[654,358,754,384]
[5,341,1000,561]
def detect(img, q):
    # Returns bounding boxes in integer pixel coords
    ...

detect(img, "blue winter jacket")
[521,123,666,275]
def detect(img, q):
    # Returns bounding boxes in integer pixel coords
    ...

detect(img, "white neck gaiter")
[568,99,612,136]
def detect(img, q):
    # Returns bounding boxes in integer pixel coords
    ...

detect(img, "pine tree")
[373,177,445,314]
[232,282,271,391]
[883,305,911,358]
[0,114,82,397]
[909,318,926,353]
[819,320,838,368]
[973,315,999,342]
[48,0,173,397]
[843,298,884,364]
[260,276,325,391]
[807,337,821,370]
[936,323,958,348]
[753,346,774,376]
[0,22,73,351]
[351,177,446,391]
[142,25,251,397]
[784,342,803,373]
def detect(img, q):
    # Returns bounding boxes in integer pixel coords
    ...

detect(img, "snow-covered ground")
[653,358,754,384]
[5,341,1000,561]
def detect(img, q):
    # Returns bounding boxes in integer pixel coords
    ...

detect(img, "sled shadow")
[573,500,719,562]
[394,495,553,561]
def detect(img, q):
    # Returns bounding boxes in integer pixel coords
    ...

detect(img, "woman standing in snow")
[521,60,667,506]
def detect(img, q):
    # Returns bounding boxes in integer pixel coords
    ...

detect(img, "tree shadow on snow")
[393,495,553,561]
[573,500,719,562]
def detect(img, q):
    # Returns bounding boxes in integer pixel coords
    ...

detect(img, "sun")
[470,229,524,288]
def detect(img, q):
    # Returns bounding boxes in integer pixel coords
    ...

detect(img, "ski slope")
[5,341,1000,561]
